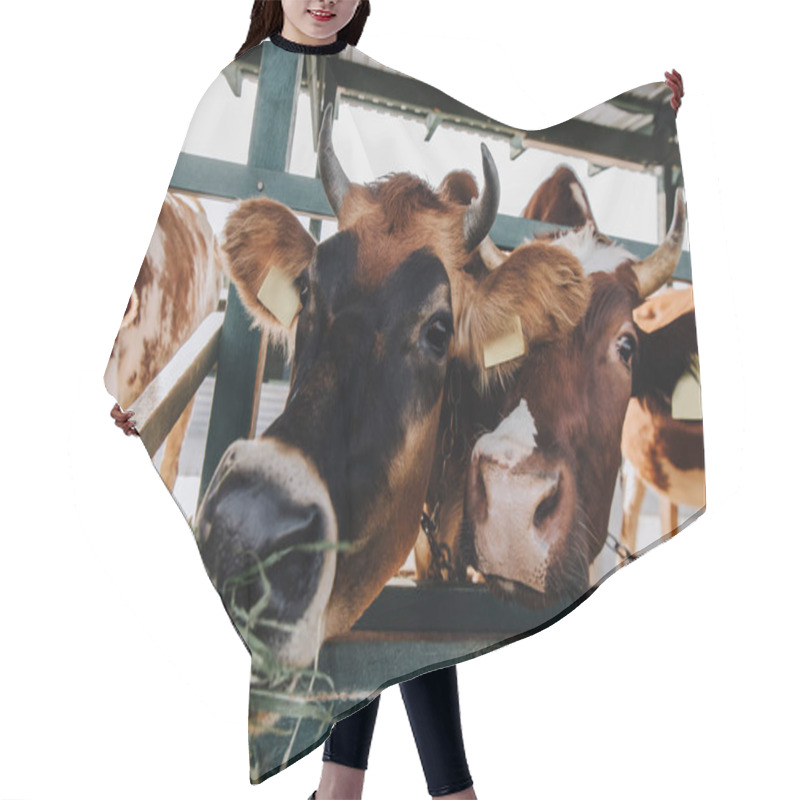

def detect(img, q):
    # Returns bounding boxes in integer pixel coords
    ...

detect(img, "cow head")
[193,106,590,666]
[464,167,686,608]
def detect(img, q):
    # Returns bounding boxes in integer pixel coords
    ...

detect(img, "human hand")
[665,68,684,115]
[111,402,139,436]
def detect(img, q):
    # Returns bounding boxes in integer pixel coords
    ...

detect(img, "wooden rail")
[129,311,224,457]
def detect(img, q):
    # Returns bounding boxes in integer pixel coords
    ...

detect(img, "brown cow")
[415,164,621,582]
[417,164,690,610]
[193,104,591,668]
[620,287,704,556]
[522,164,611,246]
[104,191,224,490]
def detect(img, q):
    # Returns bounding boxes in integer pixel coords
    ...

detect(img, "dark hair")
[236,1,371,60]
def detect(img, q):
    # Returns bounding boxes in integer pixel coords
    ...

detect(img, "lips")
[308,9,335,21]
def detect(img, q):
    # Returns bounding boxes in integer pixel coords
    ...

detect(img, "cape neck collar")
[269,30,348,55]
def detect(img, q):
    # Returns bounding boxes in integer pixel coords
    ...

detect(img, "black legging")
[323,664,473,797]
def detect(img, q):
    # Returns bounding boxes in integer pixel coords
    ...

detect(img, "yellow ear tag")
[483,314,526,369]
[256,266,301,328]
[671,355,703,420]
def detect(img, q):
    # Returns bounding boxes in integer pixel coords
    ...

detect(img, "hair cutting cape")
[103,33,705,785]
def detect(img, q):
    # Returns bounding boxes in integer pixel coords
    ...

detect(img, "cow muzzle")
[465,402,575,596]
[194,437,337,667]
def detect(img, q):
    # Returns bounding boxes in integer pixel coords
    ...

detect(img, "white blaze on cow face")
[550,222,636,274]
[468,399,571,595]
[472,398,538,466]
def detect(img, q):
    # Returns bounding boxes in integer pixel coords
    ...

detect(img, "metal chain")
[606,464,637,562]
[604,530,635,562]
[420,365,464,582]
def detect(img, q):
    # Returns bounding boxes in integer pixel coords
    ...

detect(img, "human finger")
[665,69,684,97]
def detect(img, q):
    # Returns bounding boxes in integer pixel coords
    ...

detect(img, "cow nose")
[530,470,562,539]
[199,468,328,624]
[194,436,339,644]
[469,452,564,544]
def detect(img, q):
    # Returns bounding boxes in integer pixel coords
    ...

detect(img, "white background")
[1,1,797,798]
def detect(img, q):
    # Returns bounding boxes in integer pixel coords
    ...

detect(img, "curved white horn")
[632,187,686,299]
[462,142,501,253]
[317,102,352,217]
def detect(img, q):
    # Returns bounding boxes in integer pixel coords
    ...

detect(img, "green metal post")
[199,43,303,503]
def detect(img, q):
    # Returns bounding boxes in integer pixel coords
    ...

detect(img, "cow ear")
[221,197,317,334]
[456,240,590,392]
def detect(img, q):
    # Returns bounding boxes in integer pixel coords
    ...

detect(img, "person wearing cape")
[105,0,698,792]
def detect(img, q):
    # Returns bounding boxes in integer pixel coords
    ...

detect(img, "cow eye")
[297,276,310,309]
[617,332,637,366]
[424,315,453,357]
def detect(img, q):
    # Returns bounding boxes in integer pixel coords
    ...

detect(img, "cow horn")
[462,142,500,253]
[632,187,687,299]
[478,237,507,270]
[317,102,351,217]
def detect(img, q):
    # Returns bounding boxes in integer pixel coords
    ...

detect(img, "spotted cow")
[104,191,224,490]
[620,286,704,555]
